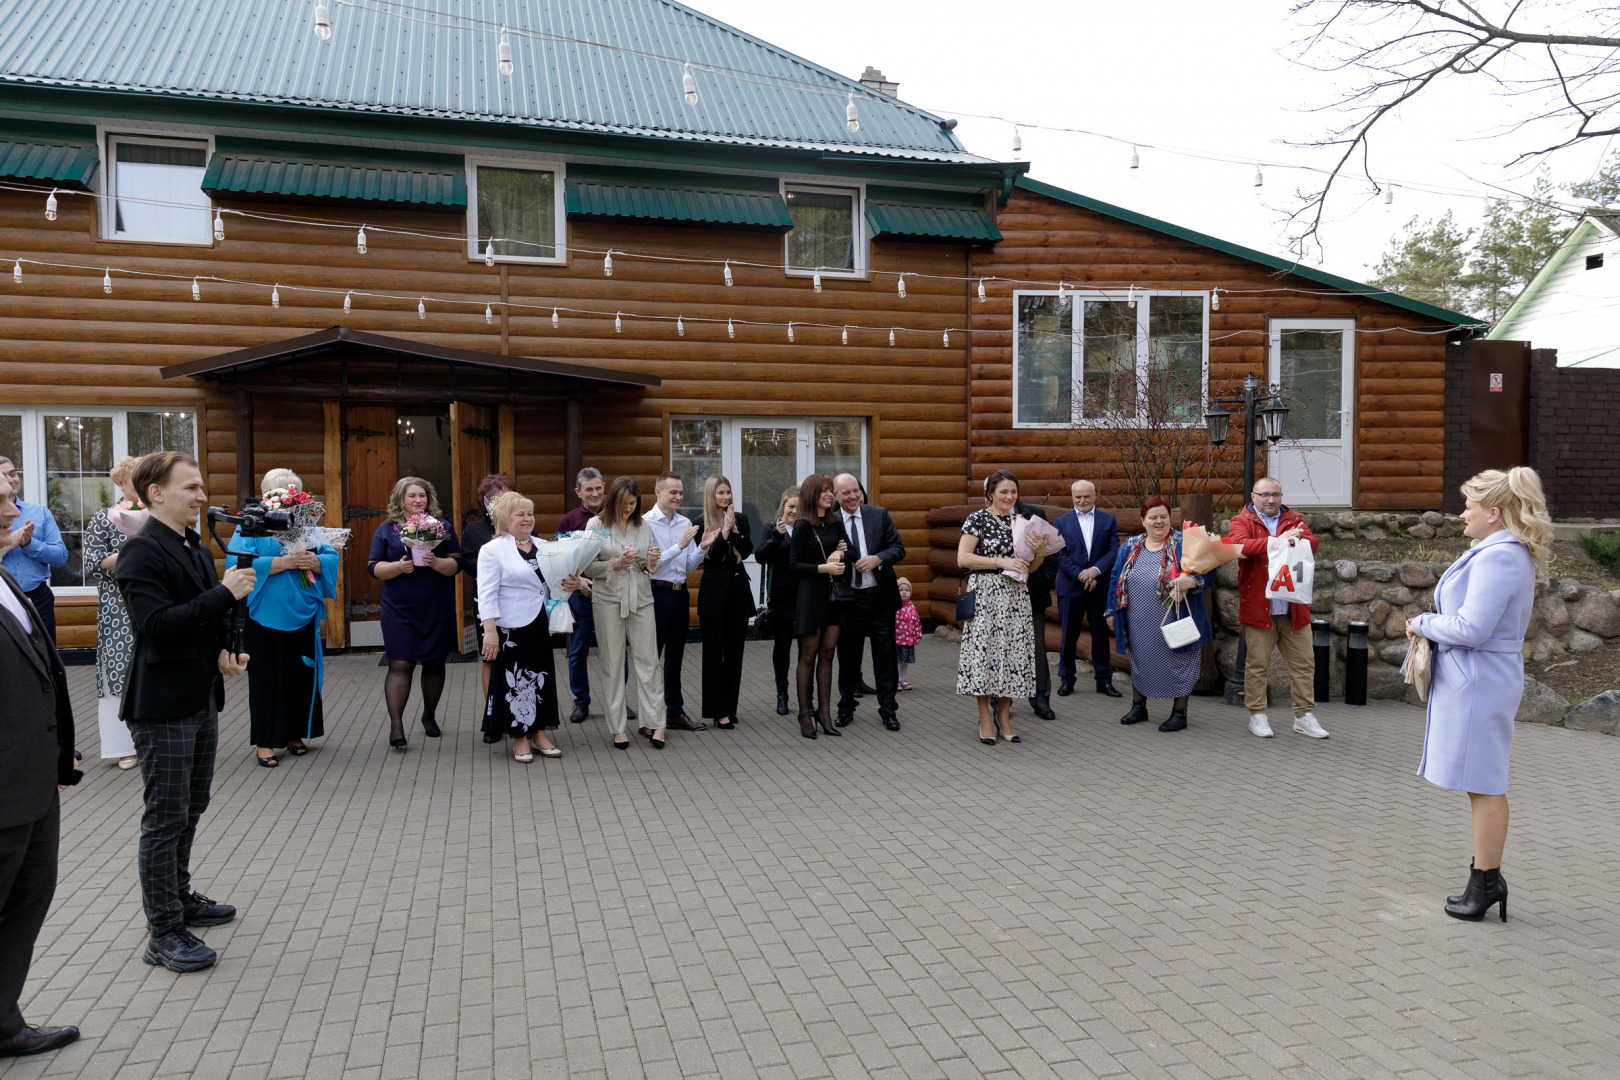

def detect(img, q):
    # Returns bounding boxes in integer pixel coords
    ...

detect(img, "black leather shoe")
[569,703,589,724]
[1120,700,1150,725]
[665,714,709,731]
[144,929,217,973]
[1449,859,1480,905]
[420,715,441,738]
[1057,680,1075,697]
[1096,682,1123,698]
[482,732,502,744]
[181,890,236,927]
[1030,697,1057,721]
[0,1024,80,1057]
[1158,709,1188,732]
[1445,866,1507,921]
[883,716,900,731]
[626,707,638,722]
[777,692,790,716]
[859,681,878,695]
[834,713,854,727]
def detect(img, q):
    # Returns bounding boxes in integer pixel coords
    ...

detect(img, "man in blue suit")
[1053,480,1121,698]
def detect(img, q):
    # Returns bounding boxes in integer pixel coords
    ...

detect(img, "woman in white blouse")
[584,477,667,751]
[477,493,577,762]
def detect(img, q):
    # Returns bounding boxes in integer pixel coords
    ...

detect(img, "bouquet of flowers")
[1005,513,1066,584]
[255,487,350,586]
[1178,522,1241,574]
[399,512,447,565]
[532,530,605,632]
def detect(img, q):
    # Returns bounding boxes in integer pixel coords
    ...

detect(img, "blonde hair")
[1461,467,1553,581]
[261,467,302,495]
[489,491,535,537]
[774,484,800,523]
[109,455,141,488]
[703,475,737,561]
[386,476,442,522]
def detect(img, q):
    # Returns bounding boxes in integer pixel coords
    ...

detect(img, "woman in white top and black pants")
[477,493,567,762]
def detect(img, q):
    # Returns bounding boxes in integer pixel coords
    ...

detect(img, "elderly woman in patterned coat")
[82,455,145,769]
[1407,467,1551,923]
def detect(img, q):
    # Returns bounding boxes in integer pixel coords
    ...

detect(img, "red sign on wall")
[1489,372,1504,392]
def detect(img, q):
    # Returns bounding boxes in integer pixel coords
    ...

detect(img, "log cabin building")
[0,0,1478,653]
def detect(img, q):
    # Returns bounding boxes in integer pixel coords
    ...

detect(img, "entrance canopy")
[160,326,659,401]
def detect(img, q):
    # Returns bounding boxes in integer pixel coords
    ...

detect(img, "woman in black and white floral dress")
[955,470,1047,746]
[82,456,144,769]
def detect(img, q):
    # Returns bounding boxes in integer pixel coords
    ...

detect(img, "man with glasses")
[1053,480,1121,698]
[1227,478,1328,739]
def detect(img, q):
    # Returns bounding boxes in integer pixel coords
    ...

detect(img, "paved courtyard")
[5,637,1620,1080]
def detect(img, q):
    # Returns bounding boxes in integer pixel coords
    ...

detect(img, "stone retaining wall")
[1217,511,1467,543]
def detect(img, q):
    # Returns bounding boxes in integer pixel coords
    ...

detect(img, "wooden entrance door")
[342,405,398,648]
[450,402,496,652]
[1468,340,1530,473]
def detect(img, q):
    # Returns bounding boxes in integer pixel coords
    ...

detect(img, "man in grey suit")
[0,472,82,1058]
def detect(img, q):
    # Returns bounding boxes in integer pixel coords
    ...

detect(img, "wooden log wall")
[967,189,1454,511]
[0,189,974,645]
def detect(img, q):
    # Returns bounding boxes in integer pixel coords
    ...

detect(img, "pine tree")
[1568,148,1620,208]
[1468,175,1570,321]
[1369,211,1474,311]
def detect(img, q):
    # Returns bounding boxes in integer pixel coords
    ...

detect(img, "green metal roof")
[564,165,791,229]
[1018,177,1485,328]
[865,184,1000,243]
[0,118,98,187]
[0,0,988,165]
[201,138,466,206]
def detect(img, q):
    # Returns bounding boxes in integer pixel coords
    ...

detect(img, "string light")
[1253,165,1264,188]
[191,276,200,300]
[1211,287,1220,311]
[484,238,495,266]
[44,190,57,221]
[1385,186,1395,207]
[314,0,331,39]
[102,269,111,293]
[682,62,698,106]
[1012,127,1022,156]
[604,250,613,277]
[812,271,821,293]
[552,307,559,328]
[272,284,281,307]
[485,303,493,324]
[356,226,367,254]
[344,290,352,314]
[1129,147,1140,170]
[977,278,986,302]
[723,259,732,286]
[212,209,223,241]
[727,318,735,339]
[888,328,895,346]
[417,297,426,319]
[897,275,906,298]
[11,260,19,284]
[841,325,848,345]
[1126,285,1137,308]
[677,316,684,336]
[845,92,859,134]
[614,311,622,332]
[787,321,794,343]
[498,26,512,75]
[942,331,950,348]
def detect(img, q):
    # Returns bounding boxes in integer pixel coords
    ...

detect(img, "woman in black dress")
[696,474,754,730]
[460,473,514,702]
[754,485,801,716]
[368,476,461,749]
[789,473,851,740]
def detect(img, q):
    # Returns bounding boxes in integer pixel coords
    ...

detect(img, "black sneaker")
[181,890,236,927]
[144,929,217,973]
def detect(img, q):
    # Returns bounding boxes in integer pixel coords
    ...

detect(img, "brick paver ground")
[4,637,1619,1080]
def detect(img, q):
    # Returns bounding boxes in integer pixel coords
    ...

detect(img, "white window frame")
[781,181,867,279]
[466,157,568,265]
[1010,289,1211,429]
[7,406,199,595]
[100,132,216,245]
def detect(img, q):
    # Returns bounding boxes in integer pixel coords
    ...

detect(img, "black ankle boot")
[777,691,790,716]
[1448,859,1477,905]
[1120,700,1149,725]
[1158,708,1187,732]
[1444,866,1507,922]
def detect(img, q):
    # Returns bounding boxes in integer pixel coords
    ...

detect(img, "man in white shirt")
[832,474,905,731]
[1053,480,1122,699]
[643,473,708,732]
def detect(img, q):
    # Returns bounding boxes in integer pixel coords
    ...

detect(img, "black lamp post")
[1204,372,1289,705]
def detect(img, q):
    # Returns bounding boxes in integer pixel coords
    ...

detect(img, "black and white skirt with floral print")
[481,618,560,738]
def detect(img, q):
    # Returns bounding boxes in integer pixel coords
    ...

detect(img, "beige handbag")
[1402,635,1433,701]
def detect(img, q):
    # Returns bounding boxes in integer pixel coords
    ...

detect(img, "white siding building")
[1489,210,1620,368]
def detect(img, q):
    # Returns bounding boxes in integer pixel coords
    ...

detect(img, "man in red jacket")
[1227,478,1328,740]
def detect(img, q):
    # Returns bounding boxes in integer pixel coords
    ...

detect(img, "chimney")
[858,66,899,98]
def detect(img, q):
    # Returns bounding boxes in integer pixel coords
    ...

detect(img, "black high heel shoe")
[799,714,818,739]
[1445,866,1507,922]
[420,715,442,738]
[814,712,842,736]
[1120,700,1150,725]
[389,731,408,750]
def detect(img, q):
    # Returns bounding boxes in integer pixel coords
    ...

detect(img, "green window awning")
[865,185,1000,244]
[201,138,466,206]
[0,120,99,188]
[565,165,793,231]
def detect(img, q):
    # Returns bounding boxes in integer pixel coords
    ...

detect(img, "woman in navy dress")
[368,476,461,749]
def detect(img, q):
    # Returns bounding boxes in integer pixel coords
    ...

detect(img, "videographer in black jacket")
[115,451,254,974]
[0,472,82,1058]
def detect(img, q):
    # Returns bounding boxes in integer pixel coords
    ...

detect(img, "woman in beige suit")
[584,477,667,750]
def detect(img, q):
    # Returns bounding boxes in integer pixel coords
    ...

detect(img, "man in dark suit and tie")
[1054,480,1122,697]
[0,472,82,1059]
[832,474,906,731]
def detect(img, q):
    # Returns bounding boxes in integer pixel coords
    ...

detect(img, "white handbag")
[1160,596,1201,650]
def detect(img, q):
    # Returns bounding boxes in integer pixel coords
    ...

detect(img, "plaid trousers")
[128,706,217,936]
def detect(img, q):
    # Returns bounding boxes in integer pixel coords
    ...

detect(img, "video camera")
[204,499,294,654]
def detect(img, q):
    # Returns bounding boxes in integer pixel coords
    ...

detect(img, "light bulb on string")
[102,269,112,293]
[551,307,559,328]
[723,260,732,286]
[888,328,895,346]
[1384,186,1394,207]
[787,321,794,343]
[841,325,848,345]
[1126,285,1136,309]
[846,92,859,133]
[344,291,352,314]
[727,319,735,339]
[942,331,950,348]
[484,238,495,266]
[1012,127,1022,155]
[44,190,57,221]
[603,250,613,277]
[314,0,331,39]
[897,275,907,298]
[812,271,821,293]
[677,316,684,337]
[272,284,281,308]
[213,209,223,240]
[1253,165,1263,188]
[682,62,698,106]
[614,312,622,333]
[11,260,19,284]
[977,278,986,302]
[1129,147,1140,170]
[498,27,513,75]
[485,304,494,325]
[192,277,200,301]
[417,297,426,320]
[356,226,367,254]
[1210,287,1220,311]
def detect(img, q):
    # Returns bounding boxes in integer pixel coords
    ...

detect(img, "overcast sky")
[693,0,1614,284]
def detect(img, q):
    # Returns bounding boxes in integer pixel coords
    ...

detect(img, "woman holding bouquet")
[81,455,145,770]
[477,492,568,762]
[233,469,341,766]
[1104,496,1214,733]
[583,477,666,750]
[368,477,461,749]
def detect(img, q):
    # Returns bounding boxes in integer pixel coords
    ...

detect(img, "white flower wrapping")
[532,532,604,633]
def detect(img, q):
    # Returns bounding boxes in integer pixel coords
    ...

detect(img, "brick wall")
[1528,348,1620,517]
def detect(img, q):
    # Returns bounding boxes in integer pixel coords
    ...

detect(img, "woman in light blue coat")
[1407,467,1552,923]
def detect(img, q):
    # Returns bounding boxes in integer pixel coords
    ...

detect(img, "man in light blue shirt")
[0,458,68,646]
[643,472,708,731]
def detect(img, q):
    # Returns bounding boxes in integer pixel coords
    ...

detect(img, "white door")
[1268,319,1355,507]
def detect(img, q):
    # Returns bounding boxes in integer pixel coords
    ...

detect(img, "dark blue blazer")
[1053,509,1120,600]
